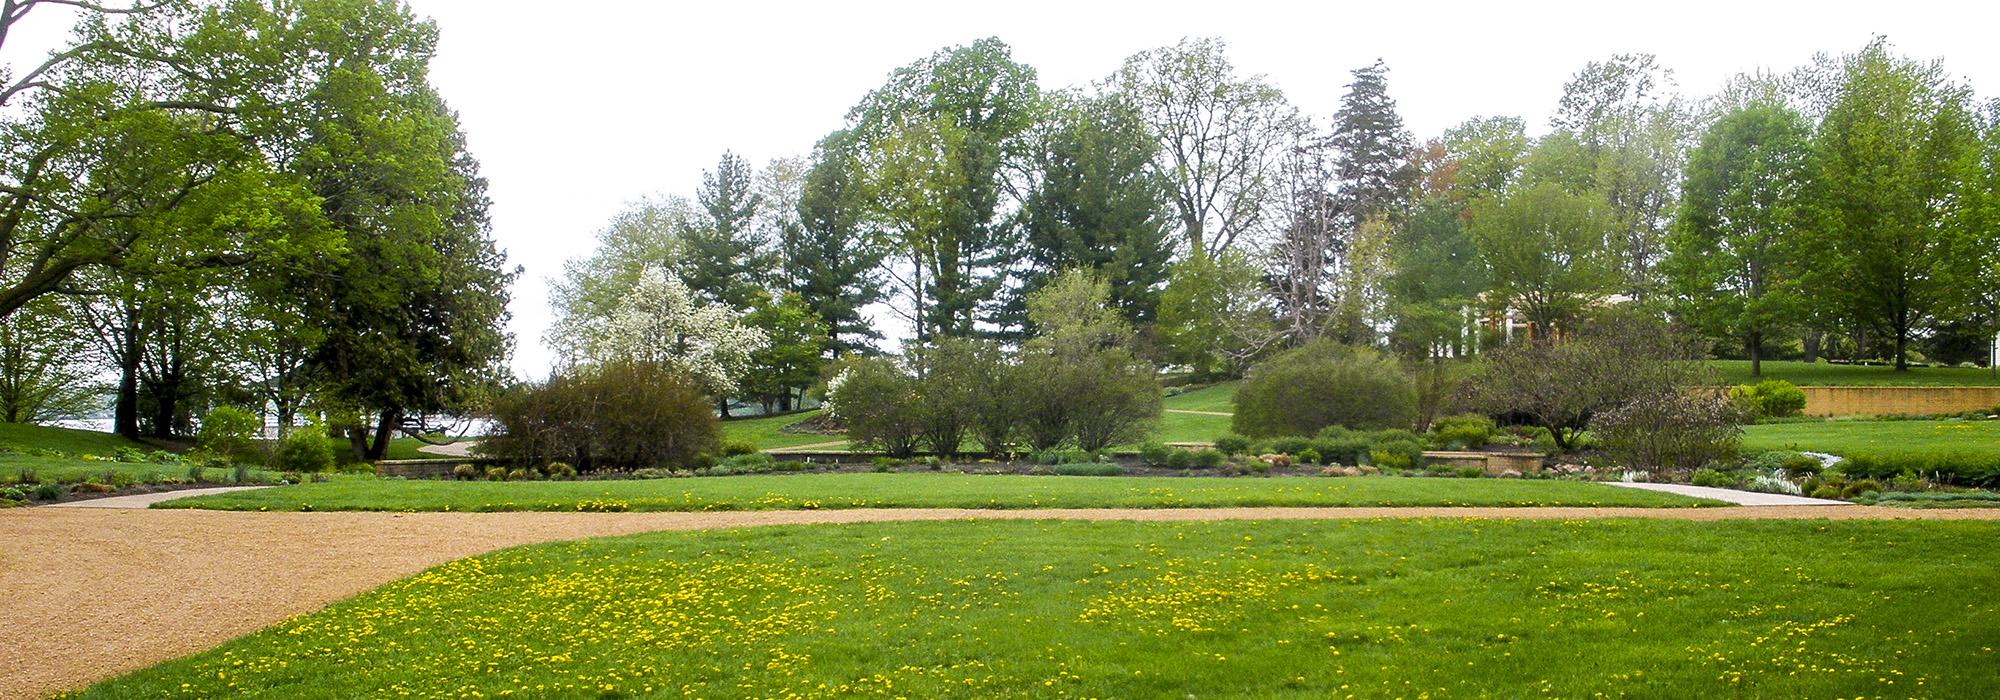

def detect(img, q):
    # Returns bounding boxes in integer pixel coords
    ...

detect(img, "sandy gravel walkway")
[3,505,1997,699]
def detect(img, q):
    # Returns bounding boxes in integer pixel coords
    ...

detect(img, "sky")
[15,1,2000,376]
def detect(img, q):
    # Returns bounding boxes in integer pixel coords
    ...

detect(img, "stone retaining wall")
[1801,386,2000,417]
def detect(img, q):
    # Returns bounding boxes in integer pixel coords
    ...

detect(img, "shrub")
[1842,479,1883,498]
[1296,448,1323,465]
[1166,450,1195,469]
[544,462,578,480]
[485,466,507,481]
[1212,434,1252,456]
[484,361,720,471]
[272,428,338,473]
[1369,439,1423,470]
[1745,450,1823,478]
[1193,449,1227,469]
[1017,347,1160,452]
[1834,453,2000,489]
[1429,414,1498,450]
[197,406,264,463]
[1589,390,1742,476]
[1313,436,1373,466]
[1268,436,1314,455]
[1053,462,1124,476]
[869,456,900,472]
[451,463,476,480]
[1138,443,1176,468]
[1466,311,1707,451]
[506,468,533,481]
[719,440,759,457]
[906,338,994,458]
[1809,485,1843,500]
[1035,448,1095,466]
[1690,468,1741,488]
[1454,466,1485,479]
[32,482,64,501]
[1232,341,1416,437]
[1729,380,1808,419]
[113,446,148,463]
[828,357,923,458]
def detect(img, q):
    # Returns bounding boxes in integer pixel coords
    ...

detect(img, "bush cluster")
[1205,427,1425,469]
[1729,379,1808,419]
[1427,414,1498,450]
[272,428,340,473]
[484,361,720,471]
[1231,341,1416,438]
[1589,390,1743,475]
[829,338,1159,458]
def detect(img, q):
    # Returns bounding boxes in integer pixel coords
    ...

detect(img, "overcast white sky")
[18,1,1999,376]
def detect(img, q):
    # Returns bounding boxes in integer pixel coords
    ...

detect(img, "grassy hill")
[1709,360,2000,386]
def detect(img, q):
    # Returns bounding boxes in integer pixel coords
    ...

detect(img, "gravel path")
[4,505,1997,699]
[414,440,479,457]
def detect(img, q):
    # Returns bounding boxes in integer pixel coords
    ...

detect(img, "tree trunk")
[1748,330,1762,378]
[1802,331,1821,364]
[114,306,140,439]
[346,425,370,462]
[716,396,731,419]
[367,409,398,461]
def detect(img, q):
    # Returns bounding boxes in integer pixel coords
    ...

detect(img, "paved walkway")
[5,504,1994,699]
[1164,408,1234,417]
[414,440,479,457]
[1599,481,1853,506]
[48,486,272,509]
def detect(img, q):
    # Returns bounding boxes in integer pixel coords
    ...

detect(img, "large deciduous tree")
[1110,37,1298,258]
[1802,39,1984,371]
[1664,101,1813,376]
[1467,181,1621,335]
[1552,54,1689,301]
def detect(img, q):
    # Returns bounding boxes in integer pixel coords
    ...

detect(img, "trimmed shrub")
[1296,448,1323,465]
[1166,450,1195,469]
[1729,380,1808,419]
[1138,443,1176,468]
[1232,341,1416,437]
[1053,463,1124,476]
[1193,449,1227,469]
[1269,437,1314,456]
[451,463,476,480]
[272,428,338,473]
[1369,439,1424,470]
[197,406,264,463]
[1429,414,1498,450]
[1212,434,1252,456]
[719,440,759,457]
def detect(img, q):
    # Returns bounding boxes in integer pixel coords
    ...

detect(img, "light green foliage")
[1429,414,1499,450]
[1232,341,1416,438]
[1729,379,1808,418]
[1550,53,1690,299]
[741,292,830,411]
[826,357,922,457]
[0,299,99,424]
[1708,359,2000,386]
[1801,38,1985,370]
[1468,180,1622,332]
[196,406,264,463]
[155,473,1712,512]
[1024,269,1134,357]
[272,427,337,474]
[1157,251,1274,378]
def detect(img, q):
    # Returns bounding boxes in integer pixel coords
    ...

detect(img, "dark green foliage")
[789,129,887,355]
[741,292,830,413]
[1328,59,1415,222]
[1193,449,1228,469]
[1232,341,1416,438]
[682,151,774,308]
[483,362,720,471]
[1012,92,1173,327]
[1212,434,1252,456]
[1836,453,2000,489]
[1138,443,1175,468]
[720,440,759,458]
[827,358,922,458]
[1052,463,1124,476]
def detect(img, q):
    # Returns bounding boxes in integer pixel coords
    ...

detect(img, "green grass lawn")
[1743,419,2000,458]
[72,518,2000,698]
[1163,380,1239,413]
[1145,409,1233,445]
[721,409,846,450]
[1710,359,2000,386]
[0,422,151,455]
[152,472,1714,512]
[0,423,231,485]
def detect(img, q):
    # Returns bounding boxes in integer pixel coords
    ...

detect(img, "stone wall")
[1801,386,2000,417]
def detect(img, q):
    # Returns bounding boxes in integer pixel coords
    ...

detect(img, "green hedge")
[1836,452,2000,488]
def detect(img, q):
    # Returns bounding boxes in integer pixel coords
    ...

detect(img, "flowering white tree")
[552,268,767,396]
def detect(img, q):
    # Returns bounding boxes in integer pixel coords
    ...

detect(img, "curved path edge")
[3,504,1997,699]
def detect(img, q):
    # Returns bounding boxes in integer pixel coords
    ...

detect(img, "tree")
[683,150,773,309]
[1017,275,1159,452]
[1157,250,1278,377]
[555,268,768,407]
[1328,59,1415,222]
[740,292,829,414]
[1024,269,1136,358]
[1387,197,1485,358]
[789,130,886,354]
[1551,54,1690,300]
[1664,102,1813,376]
[0,298,99,424]
[550,196,696,336]
[851,37,1040,338]
[1111,37,1299,258]
[1467,311,1706,451]
[1802,39,1984,371]
[1266,127,1340,343]
[1013,91,1174,327]
[1467,181,1622,335]
[1439,117,1530,200]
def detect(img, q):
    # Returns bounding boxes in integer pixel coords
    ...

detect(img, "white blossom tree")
[551,268,768,399]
